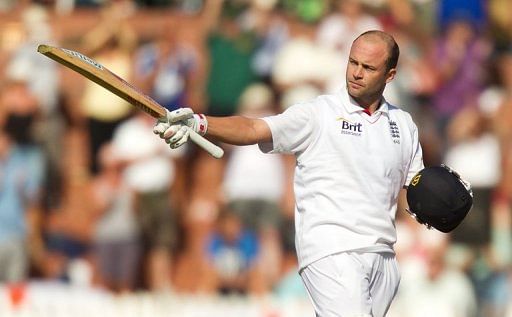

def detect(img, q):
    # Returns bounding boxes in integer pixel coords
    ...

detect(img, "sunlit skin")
[346,36,396,113]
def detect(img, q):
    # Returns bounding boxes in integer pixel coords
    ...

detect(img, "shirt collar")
[339,88,389,116]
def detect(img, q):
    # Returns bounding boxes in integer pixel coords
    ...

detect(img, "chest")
[320,112,412,173]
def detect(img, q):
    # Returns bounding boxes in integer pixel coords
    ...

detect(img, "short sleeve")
[258,102,317,155]
[405,122,424,185]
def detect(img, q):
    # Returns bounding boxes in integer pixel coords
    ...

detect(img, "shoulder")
[305,93,339,110]
[316,93,337,103]
[387,103,421,142]
[283,93,334,117]
[388,103,416,127]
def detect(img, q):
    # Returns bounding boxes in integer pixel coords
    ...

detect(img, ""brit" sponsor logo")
[337,117,363,136]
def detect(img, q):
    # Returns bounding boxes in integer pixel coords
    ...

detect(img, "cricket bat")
[37,44,224,159]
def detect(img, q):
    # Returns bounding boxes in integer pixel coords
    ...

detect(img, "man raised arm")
[153,108,272,147]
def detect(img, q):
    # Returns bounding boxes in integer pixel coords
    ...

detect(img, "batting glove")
[153,107,208,149]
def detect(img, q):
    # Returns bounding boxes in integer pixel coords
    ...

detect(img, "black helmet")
[406,164,473,233]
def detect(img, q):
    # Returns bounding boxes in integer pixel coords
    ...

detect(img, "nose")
[352,66,363,79]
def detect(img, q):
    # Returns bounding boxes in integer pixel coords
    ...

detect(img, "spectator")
[0,128,45,283]
[444,97,501,247]
[429,18,491,155]
[488,0,512,52]
[111,111,182,291]
[89,143,141,293]
[241,0,290,84]
[316,0,382,93]
[281,0,328,25]
[493,49,512,206]
[441,95,505,316]
[437,0,487,32]
[475,48,512,317]
[79,0,137,175]
[0,79,46,283]
[222,83,286,292]
[206,208,260,295]
[392,230,478,317]
[202,0,259,117]
[6,4,64,211]
[271,33,338,92]
[133,18,198,112]
[171,2,263,291]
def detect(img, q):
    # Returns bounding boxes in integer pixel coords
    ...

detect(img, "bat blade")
[37,44,223,159]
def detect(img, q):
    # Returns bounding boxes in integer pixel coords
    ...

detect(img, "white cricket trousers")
[300,251,400,317]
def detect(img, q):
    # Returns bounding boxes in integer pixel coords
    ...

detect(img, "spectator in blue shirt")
[133,19,198,112]
[206,208,261,295]
[0,106,45,282]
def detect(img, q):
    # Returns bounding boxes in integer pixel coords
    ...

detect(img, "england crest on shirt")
[389,120,400,144]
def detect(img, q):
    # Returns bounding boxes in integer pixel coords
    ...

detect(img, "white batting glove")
[153,108,208,149]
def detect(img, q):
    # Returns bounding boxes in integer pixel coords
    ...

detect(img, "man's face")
[345,37,395,101]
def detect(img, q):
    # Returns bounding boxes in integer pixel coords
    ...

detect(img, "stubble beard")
[346,82,385,109]
[346,82,367,103]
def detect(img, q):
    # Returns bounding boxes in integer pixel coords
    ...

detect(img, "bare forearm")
[206,116,272,145]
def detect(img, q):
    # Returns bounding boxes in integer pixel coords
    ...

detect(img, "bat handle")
[187,128,224,159]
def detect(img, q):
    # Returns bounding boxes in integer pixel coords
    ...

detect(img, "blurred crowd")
[0,0,512,316]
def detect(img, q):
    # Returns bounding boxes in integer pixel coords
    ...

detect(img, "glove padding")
[153,108,208,149]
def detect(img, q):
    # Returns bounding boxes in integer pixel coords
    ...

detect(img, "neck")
[352,95,383,114]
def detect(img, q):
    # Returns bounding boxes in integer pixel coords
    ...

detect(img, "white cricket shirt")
[259,89,424,269]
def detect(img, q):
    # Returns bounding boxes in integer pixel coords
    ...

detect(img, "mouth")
[348,81,364,89]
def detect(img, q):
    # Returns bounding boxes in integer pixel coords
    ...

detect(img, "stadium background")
[0,0,511,316]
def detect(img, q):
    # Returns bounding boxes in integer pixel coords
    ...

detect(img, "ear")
[385,68,396,84]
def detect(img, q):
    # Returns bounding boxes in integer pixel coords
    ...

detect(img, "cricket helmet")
[406,164,473,233]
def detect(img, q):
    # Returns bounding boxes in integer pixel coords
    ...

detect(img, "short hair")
[353,30,400,71]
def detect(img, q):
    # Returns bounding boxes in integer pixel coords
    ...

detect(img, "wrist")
[193,113,208,135]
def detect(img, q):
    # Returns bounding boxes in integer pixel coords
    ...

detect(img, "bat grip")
[187,128,224,159]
